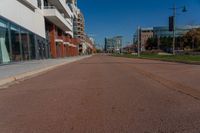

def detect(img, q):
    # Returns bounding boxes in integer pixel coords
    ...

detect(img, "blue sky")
[78,0,200,47]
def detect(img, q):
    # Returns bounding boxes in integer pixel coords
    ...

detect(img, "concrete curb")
[0,55,92,87]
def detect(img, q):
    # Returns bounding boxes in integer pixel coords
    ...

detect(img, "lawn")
[113,53,200,64]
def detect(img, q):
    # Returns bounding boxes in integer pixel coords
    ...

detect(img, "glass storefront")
[0,19,10,63]
[11,24,21,61]
[29,33,36,59]
[21,29,29,60]
[0,17,49,64]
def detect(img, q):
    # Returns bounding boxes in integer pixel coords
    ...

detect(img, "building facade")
[67,0,95,55]
[43,0,78,59]
[105,36,123,53]
[140,28,153,51]
[0,0,94,64]
[153,25,200,38]
[0,0,48,64]
[133,25,200,52]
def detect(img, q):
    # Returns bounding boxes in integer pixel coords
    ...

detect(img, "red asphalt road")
[0,55,200,133]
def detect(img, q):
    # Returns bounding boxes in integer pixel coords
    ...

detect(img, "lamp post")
[170,5,187,55]
[137,26,141,57]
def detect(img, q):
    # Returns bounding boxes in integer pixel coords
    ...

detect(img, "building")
[153,25,200,38]
[105,36,123,53]
[84,35,96,54]
[123,44,136,54]
[0,0,91,64]
[140,28,153,51]
[67,0,95,55]
[133,25,200,51]
[0,0,48,64]
[44,0,78,58]
[133,28,153,51]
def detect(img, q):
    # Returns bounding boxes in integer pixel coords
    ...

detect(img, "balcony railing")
[43,6,73,31]
[47,0,73,18]
[18,0,38,10]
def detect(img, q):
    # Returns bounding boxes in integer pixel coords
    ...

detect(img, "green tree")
[183,28,200,51]
[159,37,173,52]
[146,37,157,50]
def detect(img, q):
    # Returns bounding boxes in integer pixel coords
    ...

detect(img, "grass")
[113,53,200,64]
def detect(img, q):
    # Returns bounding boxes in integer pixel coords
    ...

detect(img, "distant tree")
[146,37,157,50]
[176,36,184,50]
[159,37,173,52]
[96,49,103,53]
[183,28,200,51]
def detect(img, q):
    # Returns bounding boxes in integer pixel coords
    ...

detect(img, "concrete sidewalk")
[0,55,92,86]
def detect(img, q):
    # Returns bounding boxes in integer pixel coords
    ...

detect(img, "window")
[11,24,21,61]
[37,0,42,9]
[0,18,10,63]
[21,29,29,60]
[29,33,36,59]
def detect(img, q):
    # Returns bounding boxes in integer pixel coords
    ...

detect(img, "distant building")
[133,27,153,51]
[105,36,123,53]
[123,44,136,53]
[67,0,95,55]
[153,25,200,38]
[140,28,153,51]
[134,25,200,51]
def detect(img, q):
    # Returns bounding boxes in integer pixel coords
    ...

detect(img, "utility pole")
[170,4,187,55]
[172,4,176,55]
[137,26,140,57]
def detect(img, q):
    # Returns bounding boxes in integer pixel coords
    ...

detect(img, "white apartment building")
[0,0,78,64]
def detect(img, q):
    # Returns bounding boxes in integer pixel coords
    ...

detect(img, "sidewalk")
[0,55,92,86]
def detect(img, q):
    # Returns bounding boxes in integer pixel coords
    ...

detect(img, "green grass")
[113,53,200,64]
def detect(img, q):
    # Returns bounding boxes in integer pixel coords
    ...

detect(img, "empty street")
[0,55,200,133]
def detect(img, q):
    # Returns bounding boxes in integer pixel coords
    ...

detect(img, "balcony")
[47,0,73,18]
[43,6,72,31]
[65,31,73,37]
[18,0,38,10]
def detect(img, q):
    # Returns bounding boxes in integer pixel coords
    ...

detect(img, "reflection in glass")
[11,24,21,61]
[0,19,10,63]
[21,29,29,60]
[29,33,36,59]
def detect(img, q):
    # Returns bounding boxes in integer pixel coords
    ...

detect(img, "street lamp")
[137,26,141,57]
[170,4,187,55]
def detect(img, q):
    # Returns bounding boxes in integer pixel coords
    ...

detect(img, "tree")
[146,37,157,50]
[159,37,173,52]
[183,28,200,51]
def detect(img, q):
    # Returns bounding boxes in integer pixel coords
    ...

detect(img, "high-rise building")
[0,0,88,64]
[105,36,123,53]
[67,0,95,55]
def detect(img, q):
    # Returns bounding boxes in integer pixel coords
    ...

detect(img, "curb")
[0,55,92,87]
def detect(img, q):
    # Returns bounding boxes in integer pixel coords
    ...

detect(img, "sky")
[78,0,200,47]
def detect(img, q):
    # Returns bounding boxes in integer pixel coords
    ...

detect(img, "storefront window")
[21,29,29,60]
[0,18,10,63]
[11,24,21,61]
[0,18,47,63]
[29,33,36,59]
